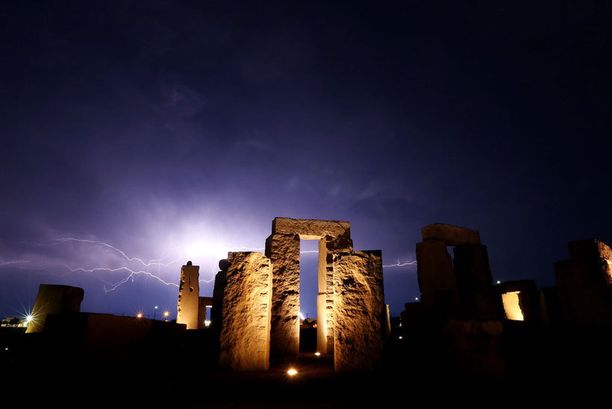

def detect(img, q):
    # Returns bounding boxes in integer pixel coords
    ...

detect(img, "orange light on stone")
[502,291,524,321]
[286,368,298,376]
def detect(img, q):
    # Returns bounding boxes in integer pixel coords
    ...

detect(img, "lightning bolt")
[383,259,417,268]
[0,259,30,267]
[55,238,178,267]
[64,265,179,293]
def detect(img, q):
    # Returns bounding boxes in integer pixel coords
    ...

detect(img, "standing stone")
[333,250,385,371]
[211,259,228,331]
[416,240,458,316]
[421,223,481,246]
[555,239,612,323]
[265,232,300,360]
[177,261,199,330]
[453,244,502,320]
[26,284,84,333]
[219,252,272,370]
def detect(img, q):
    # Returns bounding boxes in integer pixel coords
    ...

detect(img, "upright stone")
[265,232,300,360]
[416,240,458,315]
[453,244,502,320]
[177,261,200,330]
[26,284,84,333]
[555,239,612,323]
[219,252,272,370]
[333,250,385,371]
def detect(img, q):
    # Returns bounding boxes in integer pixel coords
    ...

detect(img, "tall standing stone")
[26,284,84,333]
[265,232,301,360]
[219,252,272,370]
[333,250,385,371]
[177,261,199,330]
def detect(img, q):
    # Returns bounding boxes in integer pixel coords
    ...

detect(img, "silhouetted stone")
[26,284,84,333]
[555,239,612,323]
[421,223,480,246]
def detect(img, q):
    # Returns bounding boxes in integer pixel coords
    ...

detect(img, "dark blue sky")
[1,1,611,319]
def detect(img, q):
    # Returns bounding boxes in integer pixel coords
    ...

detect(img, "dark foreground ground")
[2,322,611,408]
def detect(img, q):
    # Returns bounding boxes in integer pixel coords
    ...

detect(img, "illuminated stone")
[177,261,199,330]
[26,284,84,333]
[501,292,524,321]
[333,250,385,371]
[498,280,542,322]
[265,217,353,360]
[219,252,272,370]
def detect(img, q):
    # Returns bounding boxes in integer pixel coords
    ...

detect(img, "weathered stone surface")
[421,223,481,246]
[265,232,300,359]
[333,250,385,371]
[416,240,458,312]
[26,284,84,333]
[219,252,272,370]
[272,217,350,240]
[177,261,200,330]
[453,244,502,320]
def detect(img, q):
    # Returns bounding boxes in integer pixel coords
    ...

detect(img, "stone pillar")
[26,284,84,333]
[211,259,228,331]
[416,240,458,316]
[453,244,502,320]
[219,252,272,370]
[177,261,200,330]
[555,239,612,323]
[333,250,385,371]
[317,234,353,354]
[265,232,300,360]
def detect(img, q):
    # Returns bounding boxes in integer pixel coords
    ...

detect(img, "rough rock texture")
[417,240,457,310]
[265,233,301,359]
[555,239,612,323]
[198,296,213,329]
[333,250,385,371]
[219,252,272,370]
[177,262,200,330]
[421,223,481,246]
[272,217,350,240]
[26,284,84,333]
[317,233,353,354]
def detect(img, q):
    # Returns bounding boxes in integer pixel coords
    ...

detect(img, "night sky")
[1,1,612,320]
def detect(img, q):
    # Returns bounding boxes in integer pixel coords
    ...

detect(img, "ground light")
[286,368,298,377]
[136,313,143,318]
[314,352,321,357]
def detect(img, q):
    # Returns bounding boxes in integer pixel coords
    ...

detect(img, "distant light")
[4,347,8,351]
[204,320,211,327]
[136,313,143,319]
[414,297,419,301]
[398,336,403,340]
[154,306,159,310]
[163,311,170,318]
[286,368,298,377]
[314,352,321,357]
[299,312,305,320]
[496,280,501,285]
[25,315,34,324]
